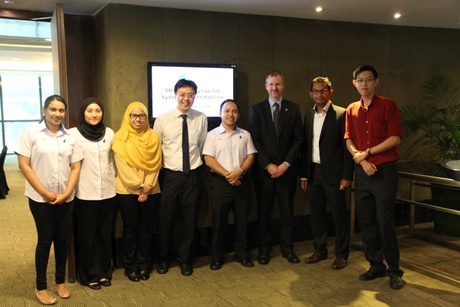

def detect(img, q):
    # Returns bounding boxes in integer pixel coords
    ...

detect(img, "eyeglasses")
[355,78,375,84]
[177,93,196,99]
[130,113,146,120]
[311,88,330,94]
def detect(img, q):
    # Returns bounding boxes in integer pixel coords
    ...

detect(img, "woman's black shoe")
[139,270,150,281]
[99,279,112,287]
[125,271,140,282]
[88,282,101,290]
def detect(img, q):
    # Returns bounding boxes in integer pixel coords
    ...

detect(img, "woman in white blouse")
[16,95,83,305]
[69,97,116,290]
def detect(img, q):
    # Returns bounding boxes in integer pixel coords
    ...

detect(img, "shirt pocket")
[371,120,388,142]
[188,129,200,146]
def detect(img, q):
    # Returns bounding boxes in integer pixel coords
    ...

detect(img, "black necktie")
[181,114,190,174]
[274,103,280,137]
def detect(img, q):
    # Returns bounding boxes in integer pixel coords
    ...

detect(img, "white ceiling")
[1,0,460,30]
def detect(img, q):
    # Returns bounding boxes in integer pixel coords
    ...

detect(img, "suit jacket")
[301,103,354,185]
[249,98,303,179]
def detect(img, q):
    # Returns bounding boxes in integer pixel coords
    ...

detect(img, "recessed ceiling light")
[315,7,323,13]
[394,12,402,19]
[4,0,15,4]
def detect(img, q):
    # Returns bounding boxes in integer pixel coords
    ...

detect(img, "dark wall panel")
[209,13,239,64]
[434,28,460,73]
[162,9,212,62]
[236,14,275,127]
[318,21,365,108]
[64,14,96,128]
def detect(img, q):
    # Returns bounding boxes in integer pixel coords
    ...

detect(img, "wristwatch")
[365,148,371,155]
[139,183,144,190]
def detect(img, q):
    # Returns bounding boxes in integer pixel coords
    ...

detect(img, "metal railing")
[397,171,460,234]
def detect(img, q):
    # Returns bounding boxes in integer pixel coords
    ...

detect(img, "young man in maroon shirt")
[344,64,405,290]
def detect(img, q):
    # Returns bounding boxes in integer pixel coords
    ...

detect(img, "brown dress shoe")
[304,252,327,264]
[331,257,347,270]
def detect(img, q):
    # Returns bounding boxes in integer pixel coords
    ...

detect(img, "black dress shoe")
[139,269,150,281]
[125,271,140,282]
[88,282,101,290]
[210,261,223,270]
[180,262,193,276]
[359,270,387,281]
[257,253,270,265]
[389,275,404,290]
[233,255,254,267]
[156,261,169,274]
[99,279,111,287]
[282,252,300,264]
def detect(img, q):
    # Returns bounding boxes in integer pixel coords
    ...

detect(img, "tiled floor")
[1,156,459,306]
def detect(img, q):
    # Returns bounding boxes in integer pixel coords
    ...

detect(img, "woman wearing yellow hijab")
[112,102,162,282]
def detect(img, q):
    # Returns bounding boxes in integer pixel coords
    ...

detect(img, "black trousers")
[117,194,155,273]
[210,174,251,261]
[29,198,74,290]
[158,169,203,264]
[355,161,403,277]
[254,174,297,254]
[75,197,115,285]
[307,163,350,258]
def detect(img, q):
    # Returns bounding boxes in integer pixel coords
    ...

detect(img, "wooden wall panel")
[64,14,96,128]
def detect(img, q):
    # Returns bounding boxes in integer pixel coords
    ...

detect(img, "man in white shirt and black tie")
[153,79,208,276]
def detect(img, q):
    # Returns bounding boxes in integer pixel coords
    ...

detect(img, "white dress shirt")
[153,108,208,171]
[68,127,116,200]
[312,101,331,164]
[15,121,84,202]
[203,125,257,172]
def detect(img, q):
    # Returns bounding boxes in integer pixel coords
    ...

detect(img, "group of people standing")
[15,64,404,305]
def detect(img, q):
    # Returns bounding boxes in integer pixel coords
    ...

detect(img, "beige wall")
[93,4,460,224]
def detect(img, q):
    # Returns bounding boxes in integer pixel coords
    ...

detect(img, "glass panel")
[4,121,37,154]
[1,73,50,121]
[0,18,51,39]
[40,74,54,101]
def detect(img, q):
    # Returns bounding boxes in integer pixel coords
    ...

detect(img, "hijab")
[77,97,106,141]
[112,102,162,172]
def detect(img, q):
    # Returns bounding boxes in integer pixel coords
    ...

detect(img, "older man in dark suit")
[300,76,354,270]
[249,71,303,265]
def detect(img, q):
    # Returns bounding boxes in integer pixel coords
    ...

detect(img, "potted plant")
[400,71,460,237]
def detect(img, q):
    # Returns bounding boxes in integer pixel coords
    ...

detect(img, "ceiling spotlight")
[4,0,15,4]
[394,12,402,19]
[315,7,323,13]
